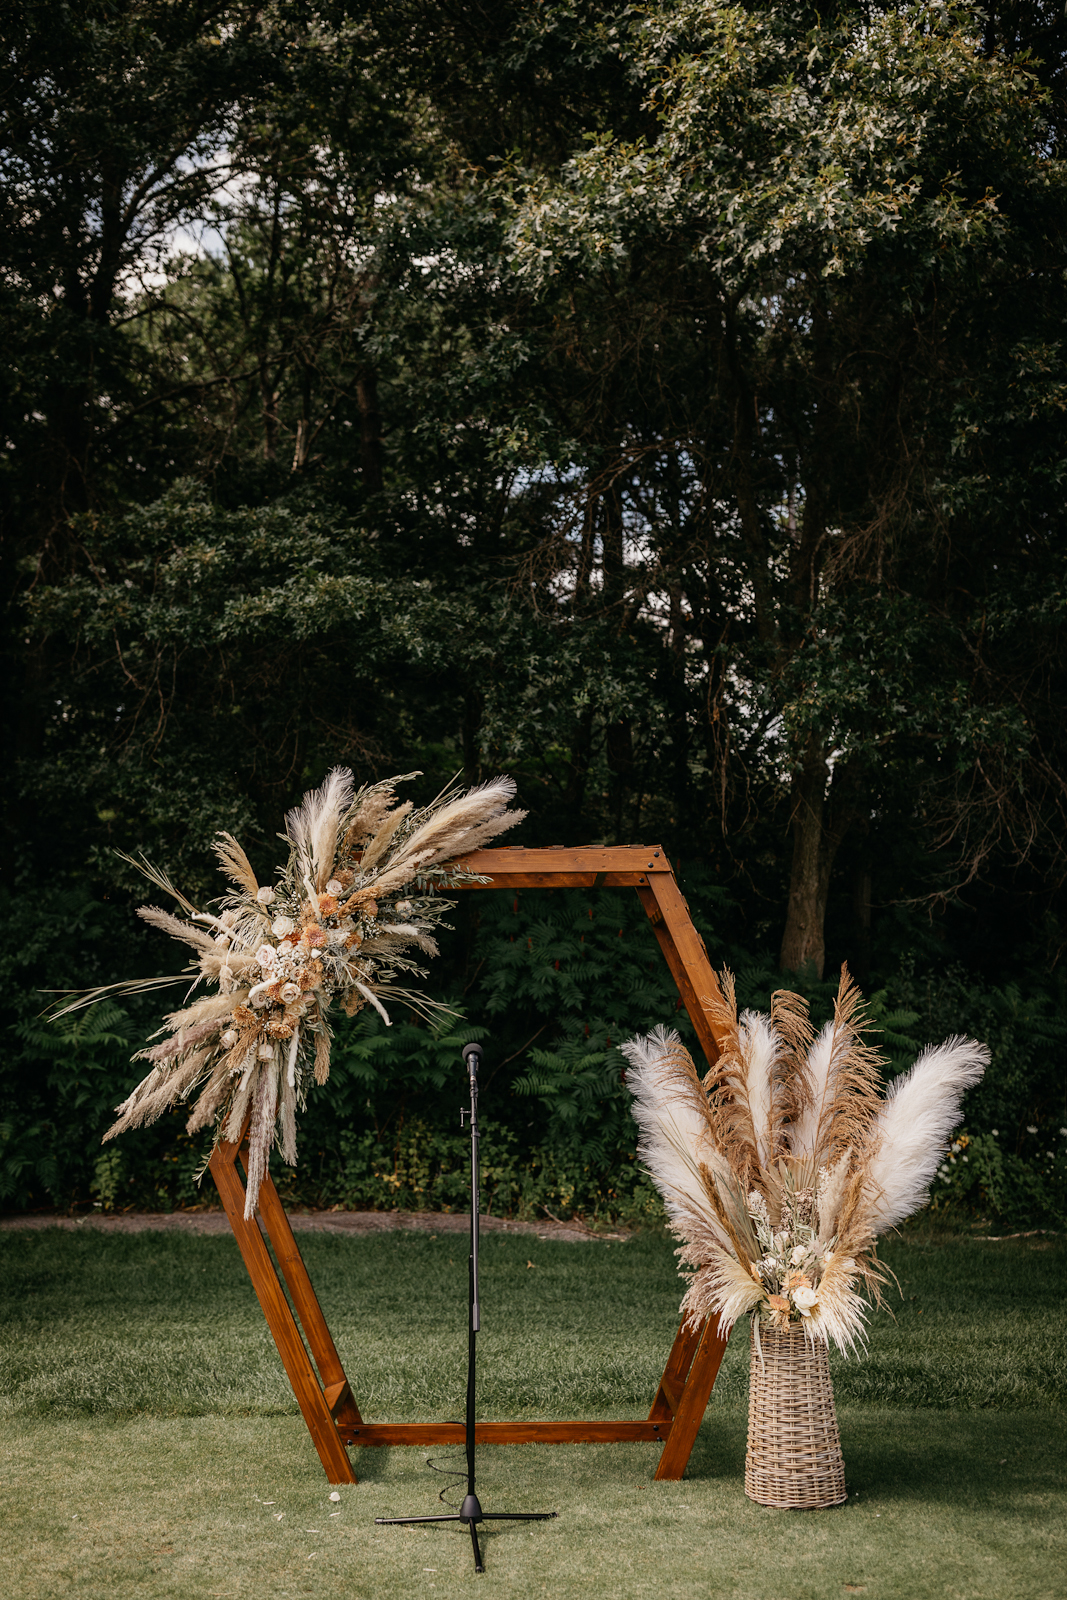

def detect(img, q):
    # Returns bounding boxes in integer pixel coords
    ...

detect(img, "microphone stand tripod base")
[373,1043,556,1573]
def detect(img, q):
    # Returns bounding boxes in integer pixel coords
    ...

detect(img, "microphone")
[461,1042,483,1066]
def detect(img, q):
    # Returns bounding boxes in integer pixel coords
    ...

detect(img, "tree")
[499,0,1067,972]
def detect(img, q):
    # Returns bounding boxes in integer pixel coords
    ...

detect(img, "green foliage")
[931,1128,1067,1230]
[1,1000,132,1206]
[320,1119,662,1227]
[2,1,1067,1227]
[5,867,1063,1233]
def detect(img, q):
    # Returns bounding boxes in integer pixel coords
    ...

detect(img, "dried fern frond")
[700,966,741,1070]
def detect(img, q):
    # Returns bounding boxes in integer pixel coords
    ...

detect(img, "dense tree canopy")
[2,1,1065,1211]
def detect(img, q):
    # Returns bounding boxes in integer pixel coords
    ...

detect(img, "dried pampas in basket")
[623,967,988,1508]
[49,769,525,1219]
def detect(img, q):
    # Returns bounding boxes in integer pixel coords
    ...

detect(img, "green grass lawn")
[0,1225,1064,1599]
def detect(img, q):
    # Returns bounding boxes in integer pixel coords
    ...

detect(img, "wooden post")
[210,1136,357,1483]
[211,846,732,1482]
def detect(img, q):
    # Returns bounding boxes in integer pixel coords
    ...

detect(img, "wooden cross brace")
[209,845,731,1484]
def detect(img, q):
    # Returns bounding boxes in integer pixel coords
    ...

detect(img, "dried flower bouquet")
[53,769,524,1216]
[623,971,988,1355]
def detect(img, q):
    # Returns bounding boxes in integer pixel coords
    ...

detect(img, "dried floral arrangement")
[53,770,524,1216]
[622,971,988,1356]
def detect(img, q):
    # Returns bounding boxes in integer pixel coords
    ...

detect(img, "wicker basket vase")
[744,1322,847,1509]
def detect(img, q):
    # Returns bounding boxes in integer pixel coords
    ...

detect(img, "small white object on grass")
[329,1491,341,1502]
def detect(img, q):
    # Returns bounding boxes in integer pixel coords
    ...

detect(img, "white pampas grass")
[738,1010,779,1168]
[788,1020,837,1158]
[623,1027,726,1237]
[815,1152,852,1244]
[623,969,988,1358]
[805,1254,869,1358]
[137,906,216,951]
[285,767,355,891]
[392,776,525,868]
[244,1059,280,1219]
[866,1036,990,1231]
[682,1248,765,1336]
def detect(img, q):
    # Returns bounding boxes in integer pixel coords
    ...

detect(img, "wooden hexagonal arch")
[209,846,731,1484]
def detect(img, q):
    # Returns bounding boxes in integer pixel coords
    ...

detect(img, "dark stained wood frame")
[209,845,732,1485]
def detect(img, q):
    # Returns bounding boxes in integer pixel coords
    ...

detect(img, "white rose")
[325,879,343,896]
[255,943,277,969]
[789,1244,808,1267]
[280,982,301,1004]
[256,887,276,905]
[791,1286,818,1316]
[220,1029,238,1048]
[257,1042,274,1060]
[271,915,295,938]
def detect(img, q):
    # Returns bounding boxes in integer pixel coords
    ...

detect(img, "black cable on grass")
[426,1424,468,1509]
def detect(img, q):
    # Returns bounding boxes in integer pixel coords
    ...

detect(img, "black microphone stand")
[375,1041,556,1572]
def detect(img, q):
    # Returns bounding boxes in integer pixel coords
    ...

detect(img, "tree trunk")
[779,741,859,976]
[260,368,279,461]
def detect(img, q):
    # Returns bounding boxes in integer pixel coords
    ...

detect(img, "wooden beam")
[637,872,726,1070]
[209,1138,357,1484]
[653,1321,730,1481]
[453,845,671,888]
[337,1420,672,1447]
[240,1150,363,1430]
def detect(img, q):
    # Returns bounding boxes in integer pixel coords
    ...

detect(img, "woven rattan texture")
[745,1322,847,1509]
